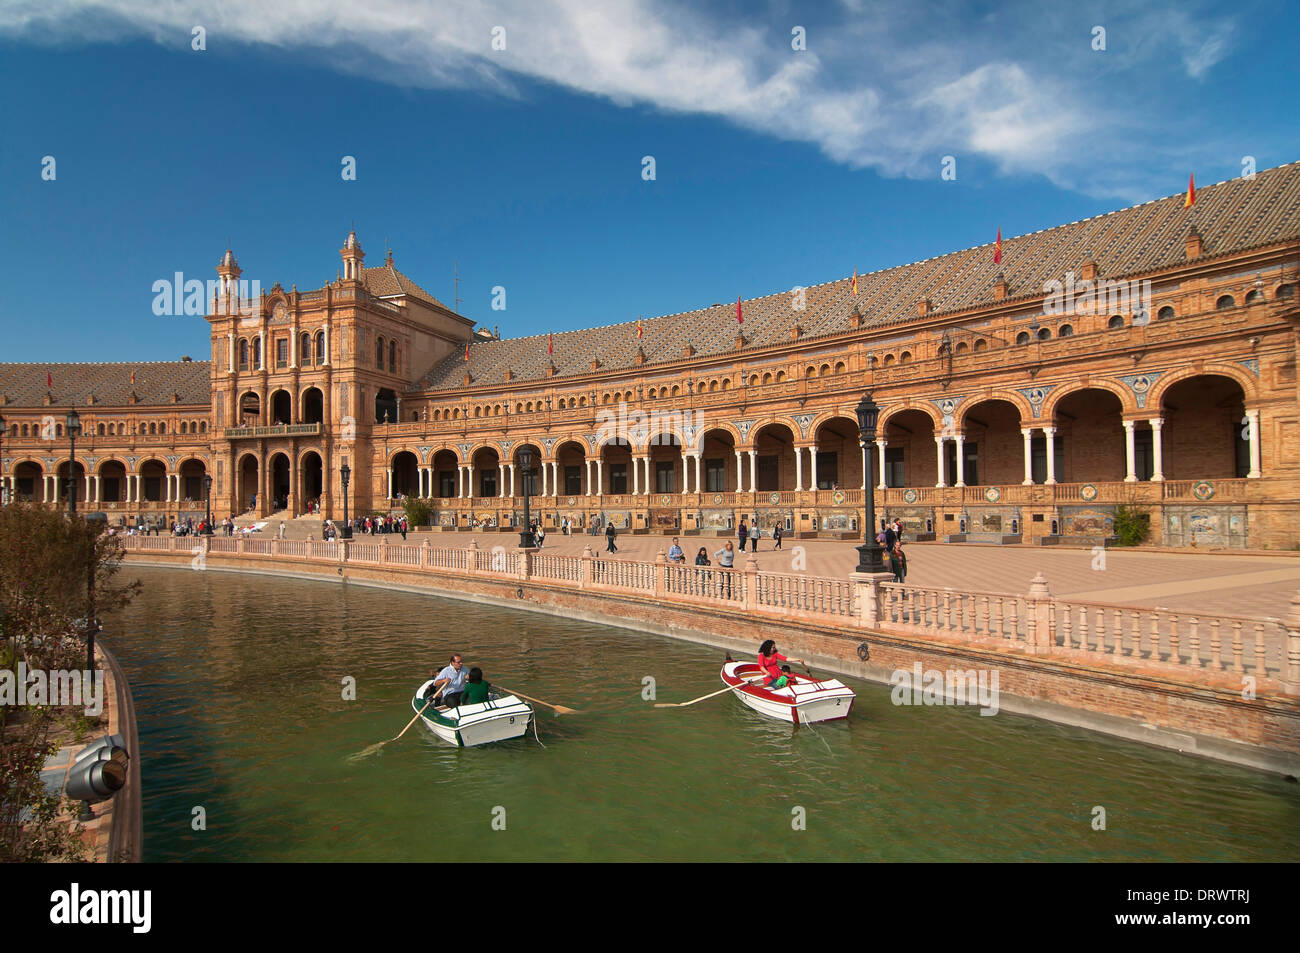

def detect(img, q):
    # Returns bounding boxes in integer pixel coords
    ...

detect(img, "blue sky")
[0,0,1296,363]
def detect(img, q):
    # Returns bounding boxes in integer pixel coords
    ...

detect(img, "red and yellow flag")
[1184,173,1196,208]
[636,315,643,339]
[130,370,136,386]
[46,370,52,389]
[993,227,1002,265]
[547,332,554,356]
[464,342,470,361]
[736,295,743,325]
[851,268,858,296]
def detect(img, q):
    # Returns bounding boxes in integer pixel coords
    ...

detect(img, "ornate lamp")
[519,448,536,548]
[203,475,213,534]
[66,409,81,515]
[340,463,352,539]
[854,393,887,574]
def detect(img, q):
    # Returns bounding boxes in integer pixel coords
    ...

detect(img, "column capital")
[1147,417,1164,428]
[1041,425,1056,436]
[1122,419,1136,431]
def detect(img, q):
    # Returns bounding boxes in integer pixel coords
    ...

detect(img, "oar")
[495,686,578,715]
[654,675,763,709]
[349,698,435,761]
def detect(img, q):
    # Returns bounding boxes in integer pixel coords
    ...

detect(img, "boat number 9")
[856,642,870,661]
[508,717,516,725]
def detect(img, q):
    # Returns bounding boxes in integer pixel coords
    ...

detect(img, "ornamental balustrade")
[117,535,1300,695]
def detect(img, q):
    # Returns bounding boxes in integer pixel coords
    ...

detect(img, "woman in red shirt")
[757,640,805,688]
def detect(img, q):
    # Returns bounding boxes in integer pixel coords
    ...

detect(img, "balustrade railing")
[115,535,1298,691]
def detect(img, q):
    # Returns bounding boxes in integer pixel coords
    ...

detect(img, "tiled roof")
[363,257,449,310]
[419,161,1300,390]
[0,361,211,410]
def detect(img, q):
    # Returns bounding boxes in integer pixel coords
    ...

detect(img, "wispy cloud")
[0,0,1246,199]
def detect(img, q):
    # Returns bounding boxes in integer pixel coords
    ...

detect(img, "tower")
[341,230,365,281]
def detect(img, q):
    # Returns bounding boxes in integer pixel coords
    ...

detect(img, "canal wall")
[120,536,1300,777]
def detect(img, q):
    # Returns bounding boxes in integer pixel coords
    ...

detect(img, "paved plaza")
[248,516,1300,621]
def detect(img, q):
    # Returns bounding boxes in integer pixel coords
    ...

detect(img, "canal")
[105,567,1299,862]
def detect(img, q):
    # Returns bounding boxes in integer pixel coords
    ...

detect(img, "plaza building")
[3,163,1299,548]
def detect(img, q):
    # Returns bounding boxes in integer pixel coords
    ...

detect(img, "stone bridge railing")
[117,534,1300,695]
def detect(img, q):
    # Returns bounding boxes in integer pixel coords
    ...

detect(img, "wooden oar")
[655,675,763,709]
[495,686,578,715]
[349,698,435,761]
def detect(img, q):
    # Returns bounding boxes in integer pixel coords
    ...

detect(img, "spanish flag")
[1184,173,1196,208]
[993,227,1002,265]
[46,370,52,389]
[851,268,858,297]
[464,342,470,362]
[736,295,743,325]
[130,370,136,386]
[547,332,554,356]
[636,315,643,339]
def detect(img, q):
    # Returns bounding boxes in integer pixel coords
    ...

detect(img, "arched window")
[1244,290,1264,305]
[973,338,987,352]
[300,332,312,365]
[1277,284,1295,300]
[252,338,262,369]
[314,331,326,363]
[1216,295,1235,310]
[805,366,816,378]
[819,364,830,376]
[389,340,397,373]
[954,342,968,355]
[1016,331,1031,345]
[1037,327,1051,340]
[200,421,207,433]
[776,371,786,382]
[1058,324,1074,337]
[377,336,385,369]
[1108,315,1125,329]
[238,339,249,370]
[180,422,187,434]
[97,423,106,435]
[21,424,28,436]
[1157,306,1175,320]
[882,354,896,367]
[899,351,912,364]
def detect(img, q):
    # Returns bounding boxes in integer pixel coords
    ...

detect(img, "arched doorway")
[375,388,397,424]
[301,387,324,425]
[12,461,42,501]
[98,460,126,504]
[390,451,419,499]
[433,449,459,498]
[56,460,86,506]
[1159,375,1249,480]
[239,392,261,427]
[300,452,323,511]
[597,438,631,494]
[811,416,863,490]
[270,390,292,426]
[269,454,291,510]
[178,458,207,504]
[554,440,587,496]
[139,459,166,503]
[471,447,501,498]
[238,454,260,513]
[1050,389,1125,483]
[881,409,937,487]
[750,423,796,492]
[958,399,1024,486]
[698,429,736,493]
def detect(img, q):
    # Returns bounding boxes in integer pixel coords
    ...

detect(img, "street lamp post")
[66,409,81,517]
[203,475,213,534]
[0,412,6,506]
[519,448,536,548]
[854,393,887,574]
[340,463,353,539]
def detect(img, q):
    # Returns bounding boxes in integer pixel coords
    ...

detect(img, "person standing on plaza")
[889,540,907,584]
[605,521,617,553]
[750,523,760,552]
[737,519,748,554]
[668,537,685,563]
[772,523,783,550]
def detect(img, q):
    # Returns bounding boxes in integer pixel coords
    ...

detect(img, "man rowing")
[426,653,469,707]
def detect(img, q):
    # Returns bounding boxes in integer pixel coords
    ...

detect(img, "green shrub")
[1113,504,1150,546]
[403,497,432,527]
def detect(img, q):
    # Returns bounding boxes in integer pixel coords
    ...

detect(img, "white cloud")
[0,0,1246,199]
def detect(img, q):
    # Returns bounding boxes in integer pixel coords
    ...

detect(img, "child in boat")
[768,665,793,690]
[757,639,805,688]
[459,667,491,706]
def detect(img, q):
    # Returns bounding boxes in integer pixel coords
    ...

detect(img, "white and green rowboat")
[412,679,534,747]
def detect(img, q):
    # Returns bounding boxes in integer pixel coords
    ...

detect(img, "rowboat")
[720,661,855,724]
[411,680,534,747]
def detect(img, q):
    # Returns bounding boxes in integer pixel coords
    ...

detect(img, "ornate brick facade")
[3,166,1299,547]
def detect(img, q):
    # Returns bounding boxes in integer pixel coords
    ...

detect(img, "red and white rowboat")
[721,661,855,724]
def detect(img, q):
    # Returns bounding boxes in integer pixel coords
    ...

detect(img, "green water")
[106,567,1299,862]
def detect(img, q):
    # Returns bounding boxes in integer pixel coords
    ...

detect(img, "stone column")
[693,455,701,493]
[456,466,463,499]
[809,449,818,492]
[934,436,946,488]
[1123,420,1137,482]
[734,451,744,492]
[876,439,887,490]
[680,452,690,493]
[1021,428,1034,485]
[322,325,330,366]
[631,456,638,496]
[508,463,516,497]
[386,467,394,499]
[954,434,966,487]
[794,446,804,492]
[553,461,560,497]
[595,459,603,494]
[467,465,475,499]
[748,450,757,495]
[585,459,592,496]
[498,464,505,498]
[227,332,235,374]
[1149,418,1164,482]
[1044,427,1057,485]
[643,457,651,496]
[1246,409,1261,478]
